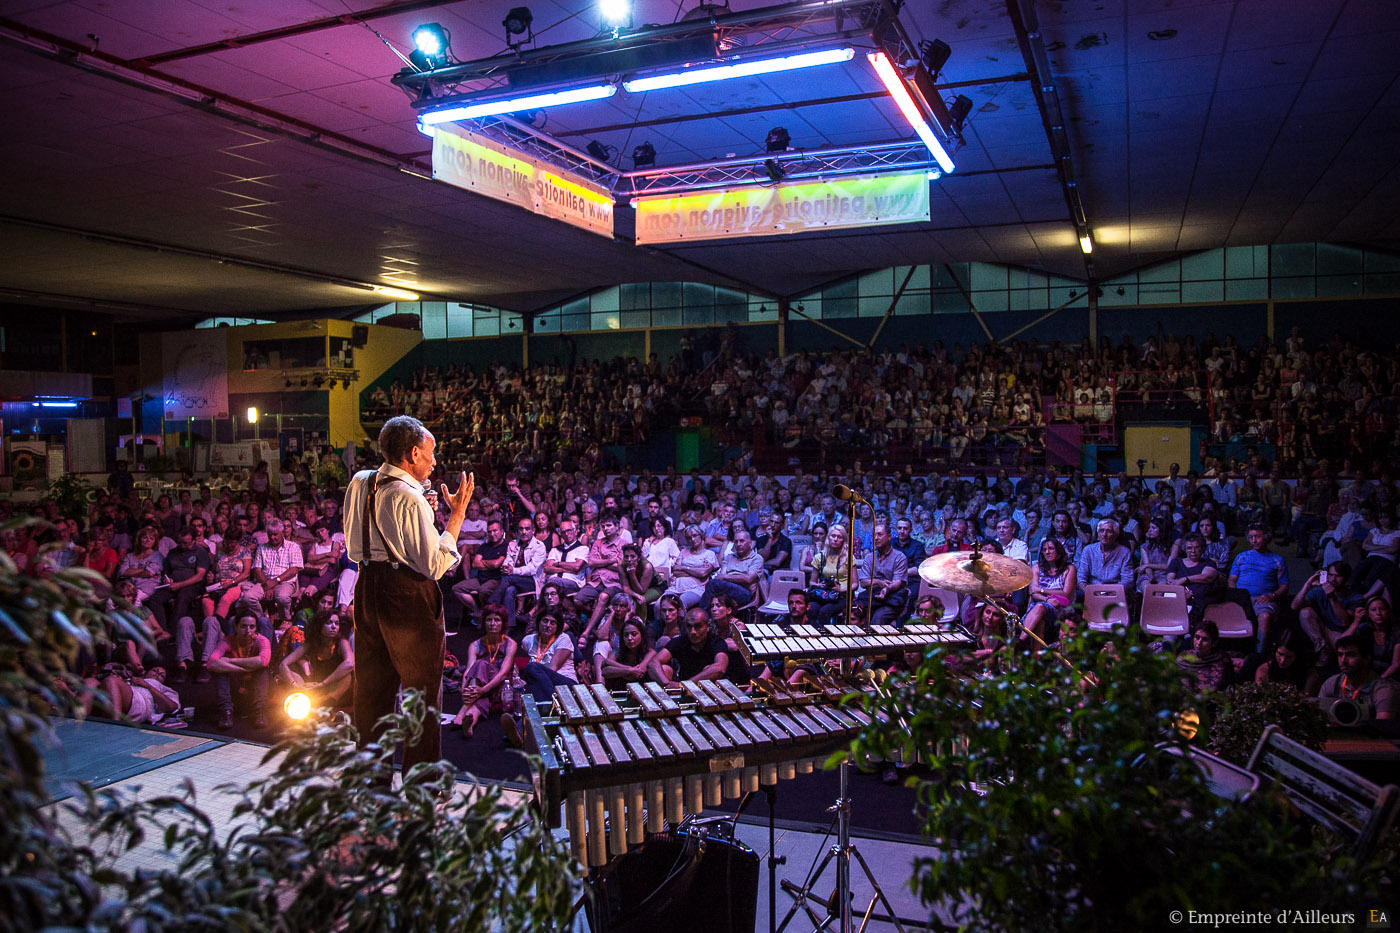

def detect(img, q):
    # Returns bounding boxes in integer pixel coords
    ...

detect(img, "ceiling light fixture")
[765,127,791,152]
[410,23,450,71]
[631,141,656,167]
[373,285,420,300]
[503,7,534,47]
[623,46,854,93]
[918,38,951,79]
[949,94,973,136]
[419,83,616,125]
[600,0,632,30]
[586,139,614,162]
[1079,232,1094,254]
[866,51,955,174]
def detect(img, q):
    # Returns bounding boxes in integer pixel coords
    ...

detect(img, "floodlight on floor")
[284,692,312,720]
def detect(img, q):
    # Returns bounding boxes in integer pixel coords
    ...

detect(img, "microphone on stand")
[832,484,868,505]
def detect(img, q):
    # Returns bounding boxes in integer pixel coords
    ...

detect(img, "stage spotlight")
[504,6,534,46]
[586,139,612,161]
[410,23,450,70]
[918,38,951,78]
[631,141,656,167]
[600,0,631,29]
[765,127,791,152]
[763,158,785,182]
[284,692,312,720]
[949,94,973,135]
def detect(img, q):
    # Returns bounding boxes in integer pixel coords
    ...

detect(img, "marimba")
[737,621,970,665]
[523,678,875,867]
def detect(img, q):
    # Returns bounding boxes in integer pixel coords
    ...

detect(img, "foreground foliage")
[854,632,1390,933]
[0,538,580,932]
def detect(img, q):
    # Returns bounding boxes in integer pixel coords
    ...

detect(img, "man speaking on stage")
[344,415,474,772]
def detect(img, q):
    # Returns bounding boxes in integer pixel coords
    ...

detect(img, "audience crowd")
[7,326,1400,741]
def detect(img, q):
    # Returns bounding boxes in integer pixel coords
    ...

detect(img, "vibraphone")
[737,621,970,665]
[523,678,875,867]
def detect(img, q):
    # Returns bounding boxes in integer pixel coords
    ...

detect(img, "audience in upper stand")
[13,326,1400,739]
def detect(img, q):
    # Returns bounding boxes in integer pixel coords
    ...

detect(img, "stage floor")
[39,716,952,931]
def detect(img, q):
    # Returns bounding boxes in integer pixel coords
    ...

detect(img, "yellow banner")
[634,171,929,244]
[432,125,614,238]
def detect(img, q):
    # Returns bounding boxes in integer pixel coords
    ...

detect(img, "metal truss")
[618,142,940,197]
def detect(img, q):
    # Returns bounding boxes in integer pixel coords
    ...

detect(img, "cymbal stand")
[776,756,906,933]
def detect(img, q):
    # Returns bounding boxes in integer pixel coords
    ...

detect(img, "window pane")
[420,301,447,340]
[1181,249,1223,282]
[1181,280,1223,303]
[1225,278,1267,301]
[1271,243,1315,276]
[590,287,620,314]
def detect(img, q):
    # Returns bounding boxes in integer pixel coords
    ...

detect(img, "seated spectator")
[1135,518,1178,593]
[652,593,686,647]
[703,526,764,608]
[453,518,507,624]
[708,594,751,685]
[277,609,355,709]
[798,522,827,579]
[203,533,250,625]
[1293,562,1362,660]
[515,611,577,708]
[1318,634,1397,722]
[1021,537,1076,647]
[619,543,660,613]
[1253,625,1321,696]
[641,517,679,584]
[206,612,272,732]
[297,520,342,602]
[1349,595,1400,682]
[1165,532,1223,629]
[855,523,910,628]
[577,514,627,642]
[249,519,302,623]
[542,517,589,602]
[1177,621,1234,694]
[450,606,517,738]
[1075,518,1135,590]
[595,617,655,690]
[498,517,546,631]
[755,511,793,573]
[806,524,852,624]
[648,607,729,685]
[1353,509,1400,600]
[1228,524,1289,651]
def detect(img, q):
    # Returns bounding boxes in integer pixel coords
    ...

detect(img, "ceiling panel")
[0,0,1394,323]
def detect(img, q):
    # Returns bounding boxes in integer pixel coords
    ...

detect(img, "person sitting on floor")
[451,605,517,739]
[206,612,272,732]
[277,608,355,709]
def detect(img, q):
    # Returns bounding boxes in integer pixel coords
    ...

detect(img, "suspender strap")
[365,472,413,567]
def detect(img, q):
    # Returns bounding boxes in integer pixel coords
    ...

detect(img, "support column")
[777,300,788,357]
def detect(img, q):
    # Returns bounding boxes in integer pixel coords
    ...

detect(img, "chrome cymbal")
[917,549,1033,595]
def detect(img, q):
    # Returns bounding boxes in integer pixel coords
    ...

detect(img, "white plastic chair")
[1082,584,1130,632]
[915,578,963,625]
[1139,583,1191,638]
[758,570,808,615]
[1203,600,1253,640]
